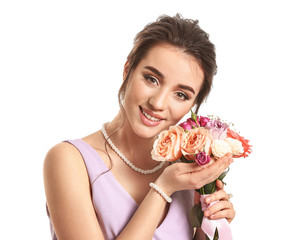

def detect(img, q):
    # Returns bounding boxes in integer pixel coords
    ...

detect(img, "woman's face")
[123,44,204,139]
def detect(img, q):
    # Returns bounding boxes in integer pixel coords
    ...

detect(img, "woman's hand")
[203,180,236,223]
[155,153,233,197]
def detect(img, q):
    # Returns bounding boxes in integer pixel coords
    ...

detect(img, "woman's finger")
[171,162,202,173]
[216,179,224,190]
[204,201,235,222]
[205,189,229,204]
[204,200,233,217]
[203,199,235,223]
[208,209,235,223]
[192,154,233,188]
[204,154,233,180]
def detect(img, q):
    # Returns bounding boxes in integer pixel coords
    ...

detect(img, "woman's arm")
[44,142,105,240]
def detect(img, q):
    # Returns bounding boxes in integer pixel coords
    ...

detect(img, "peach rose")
[181,127,213,161]
[151,126,185,162]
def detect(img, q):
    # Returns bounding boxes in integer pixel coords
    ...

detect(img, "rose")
[211,139,232,159]
[224,137,244,156]
[151,126,185,161]
[226,129,252,158]
[181,127,213,161]
[195,151,211,166]
[179,118,199,131]
[179,121,192,131]
[205,119,229,140]
[198,116,210,127]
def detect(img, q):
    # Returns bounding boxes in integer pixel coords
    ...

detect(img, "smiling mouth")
[139,106,163,122]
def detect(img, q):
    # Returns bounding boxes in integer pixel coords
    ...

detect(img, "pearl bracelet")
[149,183,172,203]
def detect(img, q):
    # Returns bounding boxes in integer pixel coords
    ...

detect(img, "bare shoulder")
[43,130,105,176]
[44,141,82,162]
[43,141,86,178]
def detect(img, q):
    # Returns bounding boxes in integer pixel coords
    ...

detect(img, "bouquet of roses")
[151,111,252,240]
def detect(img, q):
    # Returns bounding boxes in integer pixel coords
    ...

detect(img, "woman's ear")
[123,60,130,81]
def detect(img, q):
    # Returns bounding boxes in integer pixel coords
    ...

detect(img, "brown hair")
[118,13,217,114]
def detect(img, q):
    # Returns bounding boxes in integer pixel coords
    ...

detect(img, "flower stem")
[211,182,216,193]
[191,110,200,128]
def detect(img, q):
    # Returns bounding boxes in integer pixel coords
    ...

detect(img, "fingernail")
[205,211,210,216]
[210,214,215,219]
[205,196,212,203]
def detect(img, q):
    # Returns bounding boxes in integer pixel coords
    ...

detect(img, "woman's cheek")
[169,102,192,123]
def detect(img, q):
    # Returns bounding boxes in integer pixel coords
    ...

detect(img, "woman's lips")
[139,106,164,127]
[139,106,164,120]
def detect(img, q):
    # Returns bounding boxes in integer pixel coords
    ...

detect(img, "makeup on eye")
[142,65,196,102]
[143,74,159,85]
[175,91,190,101]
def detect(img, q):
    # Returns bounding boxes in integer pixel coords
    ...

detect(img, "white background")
[1,0,291,239]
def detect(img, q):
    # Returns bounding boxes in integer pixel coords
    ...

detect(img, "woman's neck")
[105,112,158,169]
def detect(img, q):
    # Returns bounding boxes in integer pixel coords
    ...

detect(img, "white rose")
[211,139,232,159]
[224,137,244,155]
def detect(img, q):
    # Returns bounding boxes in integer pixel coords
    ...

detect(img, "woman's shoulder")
[44,131,103,170]
[44,141,81,165]
[43,141,86,183]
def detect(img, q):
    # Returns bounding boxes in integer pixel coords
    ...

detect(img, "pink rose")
[179,121,192,131]
[198,116,210,127]
[179,118,199,131]
[151,126,185,162]
[181,127,213,161]
[195,151,211,166]
[205,119,228,140]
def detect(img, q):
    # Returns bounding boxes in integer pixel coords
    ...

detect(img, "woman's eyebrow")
[144,66,164,79]
[178,84,195,94]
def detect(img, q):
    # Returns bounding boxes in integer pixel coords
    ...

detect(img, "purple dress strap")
[47,139,194,240]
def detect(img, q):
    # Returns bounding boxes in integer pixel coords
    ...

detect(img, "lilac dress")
[47,139,194,240]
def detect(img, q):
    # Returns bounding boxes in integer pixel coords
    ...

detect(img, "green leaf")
[203,181,216,194]
[189,203,204,228]
[213,228,219,240]
[180,155,195,163]
[202,168,229,194]
[218,167,230,182]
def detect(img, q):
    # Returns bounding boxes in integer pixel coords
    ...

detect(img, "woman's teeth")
[141,109,160,122]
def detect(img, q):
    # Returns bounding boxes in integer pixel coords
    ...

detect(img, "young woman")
[44,14,235,240]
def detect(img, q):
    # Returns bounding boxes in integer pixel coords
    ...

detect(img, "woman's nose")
[148,90,168,111]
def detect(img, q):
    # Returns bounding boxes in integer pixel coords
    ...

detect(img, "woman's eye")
[176,92,189,101]
[144,75,159,85]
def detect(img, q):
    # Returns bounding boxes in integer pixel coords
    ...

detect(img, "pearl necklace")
[101,124,165,174]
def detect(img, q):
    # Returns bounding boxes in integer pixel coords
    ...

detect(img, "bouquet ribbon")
[200,195,233,240]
